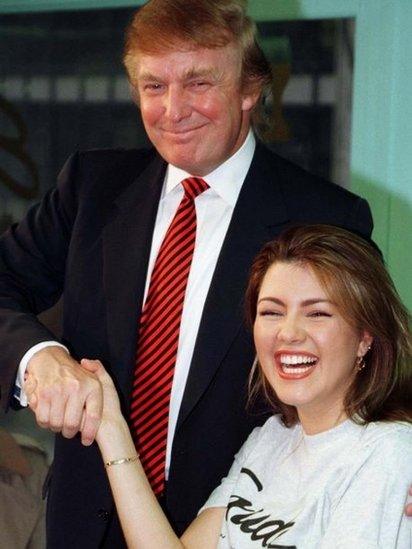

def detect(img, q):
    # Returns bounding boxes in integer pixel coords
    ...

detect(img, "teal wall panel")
[351,1,412,308]
[0,0,143,13]
[249,0,359,21]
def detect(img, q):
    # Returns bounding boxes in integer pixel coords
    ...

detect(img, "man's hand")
[24,346,103,446]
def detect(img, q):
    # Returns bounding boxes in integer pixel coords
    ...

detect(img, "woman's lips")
[274,351,318,380]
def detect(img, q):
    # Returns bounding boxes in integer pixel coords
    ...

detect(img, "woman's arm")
[82,359,224,549]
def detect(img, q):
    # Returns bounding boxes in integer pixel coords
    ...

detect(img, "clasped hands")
[24,346,121,446]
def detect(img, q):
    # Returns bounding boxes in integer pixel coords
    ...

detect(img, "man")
[0,1,374,546]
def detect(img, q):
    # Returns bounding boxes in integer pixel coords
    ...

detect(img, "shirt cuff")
[15,341,69,407]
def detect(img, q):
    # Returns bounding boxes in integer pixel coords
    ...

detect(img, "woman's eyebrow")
[257,297,284,306]
[301,299,332,306]
[257,297,332,306]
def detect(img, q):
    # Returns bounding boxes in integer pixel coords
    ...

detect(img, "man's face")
[133,43,259,175]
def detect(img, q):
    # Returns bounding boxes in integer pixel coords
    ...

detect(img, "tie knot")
[182,177,209,200]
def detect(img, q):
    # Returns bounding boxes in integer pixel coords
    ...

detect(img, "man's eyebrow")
[137,67,222,83]
[182,67,221,80]
[257,297,333,306]
[137,71,162,81]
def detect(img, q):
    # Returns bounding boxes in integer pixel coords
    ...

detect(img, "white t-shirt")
[201,416,412,548]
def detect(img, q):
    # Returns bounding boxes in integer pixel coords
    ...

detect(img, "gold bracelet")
[105,456,139,468]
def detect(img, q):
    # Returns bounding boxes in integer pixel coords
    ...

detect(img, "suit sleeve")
[0,153,81,409]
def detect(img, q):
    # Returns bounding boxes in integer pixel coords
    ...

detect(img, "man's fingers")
[61,394,85,439]
[80,358,100,374]
[25,348,104,438]
[24,376,38,409]
[25,377,38,410]
[81,359,107,382]
[28,392,38,410]
[49,394,68,432]
[35,395,51,429]
[81,391,103,446]
[405,502,412,517]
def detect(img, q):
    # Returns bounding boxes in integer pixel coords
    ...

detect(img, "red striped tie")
[130,176,209,495]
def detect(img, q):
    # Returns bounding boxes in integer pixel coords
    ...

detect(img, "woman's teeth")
[279,354,317,374]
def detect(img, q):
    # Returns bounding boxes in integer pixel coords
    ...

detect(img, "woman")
[82,225,411,548]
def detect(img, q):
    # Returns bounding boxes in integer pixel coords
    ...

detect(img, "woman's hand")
[80,359,124,433]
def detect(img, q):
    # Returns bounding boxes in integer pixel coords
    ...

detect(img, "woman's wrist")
[96,416,135,462]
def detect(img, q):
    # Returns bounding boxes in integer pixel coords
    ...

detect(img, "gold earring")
[356,355,366,372]
[357,344,372,372]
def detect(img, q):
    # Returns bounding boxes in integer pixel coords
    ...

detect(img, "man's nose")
[164,87,191,121]
[277,315,305,344]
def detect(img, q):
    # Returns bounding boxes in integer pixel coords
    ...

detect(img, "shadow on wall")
[352,173,412,311]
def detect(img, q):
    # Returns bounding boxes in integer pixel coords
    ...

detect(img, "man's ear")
[241,80,262,112]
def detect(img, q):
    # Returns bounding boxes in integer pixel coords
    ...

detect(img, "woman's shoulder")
[257,413,295,437]
[242,414,297,453]
[360,421,412,467]
[363,420,412,444]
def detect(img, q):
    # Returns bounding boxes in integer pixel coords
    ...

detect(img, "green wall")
[1,0,411,309]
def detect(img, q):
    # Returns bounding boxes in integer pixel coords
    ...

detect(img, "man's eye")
[144,83,163,92]
[190,80,210,89]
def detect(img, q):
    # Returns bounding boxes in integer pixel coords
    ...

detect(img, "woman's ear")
[357,331,374,358]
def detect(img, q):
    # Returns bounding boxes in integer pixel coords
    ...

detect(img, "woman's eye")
[308,311,332,318]
[259,310,282,317]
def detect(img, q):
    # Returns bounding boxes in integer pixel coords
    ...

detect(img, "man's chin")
[159,149,202,173]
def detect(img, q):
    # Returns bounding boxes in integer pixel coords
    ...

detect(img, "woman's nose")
[277,315,305,344]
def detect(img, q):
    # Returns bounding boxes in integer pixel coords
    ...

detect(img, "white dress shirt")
[16,131,256,475]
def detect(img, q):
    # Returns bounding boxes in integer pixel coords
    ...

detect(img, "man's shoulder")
[253,141,373,237]
[254,141,359,202]
[57,146,164,200]
[73,146,158,174]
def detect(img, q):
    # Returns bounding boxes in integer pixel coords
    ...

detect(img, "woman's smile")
[274,351,318,379]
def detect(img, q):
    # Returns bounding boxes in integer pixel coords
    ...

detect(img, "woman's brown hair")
[246,224,411,427]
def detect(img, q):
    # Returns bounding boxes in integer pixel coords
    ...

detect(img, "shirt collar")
[164,130,256,206]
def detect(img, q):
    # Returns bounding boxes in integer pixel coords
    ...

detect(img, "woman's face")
[253,261,371,430]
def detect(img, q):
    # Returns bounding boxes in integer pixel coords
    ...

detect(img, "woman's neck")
[297,406,348,435]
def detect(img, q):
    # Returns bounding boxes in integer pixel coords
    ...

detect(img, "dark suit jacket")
[0,142,373,547]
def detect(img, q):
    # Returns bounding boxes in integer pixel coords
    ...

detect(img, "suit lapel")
[102,153,166,395]
[176,143,290,428]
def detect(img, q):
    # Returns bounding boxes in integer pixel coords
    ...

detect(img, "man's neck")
[165,130,256,197]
